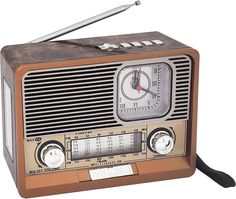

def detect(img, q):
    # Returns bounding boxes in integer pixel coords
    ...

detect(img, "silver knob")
[149,130,174,155]
[40,143,65,169]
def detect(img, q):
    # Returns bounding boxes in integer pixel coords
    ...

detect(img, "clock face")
[117,62,172,121]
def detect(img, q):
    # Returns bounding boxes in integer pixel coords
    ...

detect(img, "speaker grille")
[23,63,122,137]
[22,56,192,138]
[167,56,192,121]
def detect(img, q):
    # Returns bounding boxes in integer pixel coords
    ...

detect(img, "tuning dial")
[148,128,175,155]
[39,142,65,169]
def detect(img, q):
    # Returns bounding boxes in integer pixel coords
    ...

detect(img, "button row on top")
[120,40,164,47]
[98,40,164,51]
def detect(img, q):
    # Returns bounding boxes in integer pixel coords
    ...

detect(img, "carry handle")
[196,154,235,188]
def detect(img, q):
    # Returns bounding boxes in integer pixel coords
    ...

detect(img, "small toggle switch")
[152,40,164,45]
[98,43,119,51]
[131,41,142,47]
[120,42,132,48]
[141,40,153,46]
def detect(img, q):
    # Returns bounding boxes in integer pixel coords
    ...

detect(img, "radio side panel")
[1,54,17,185]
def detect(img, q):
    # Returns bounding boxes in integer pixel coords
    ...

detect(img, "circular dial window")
[117,62,172,121]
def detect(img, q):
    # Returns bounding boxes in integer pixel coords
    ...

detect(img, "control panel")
[24,121,186,175]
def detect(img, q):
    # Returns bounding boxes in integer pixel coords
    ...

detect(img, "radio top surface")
[1,31,188,69]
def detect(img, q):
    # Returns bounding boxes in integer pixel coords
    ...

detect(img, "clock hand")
[140,87,157,98]
[131,69,156,97]
[131,69,156,96]
[131,69,141,89]
[137,68,141,85]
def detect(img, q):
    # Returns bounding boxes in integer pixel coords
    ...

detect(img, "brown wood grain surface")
[1,32,188,69]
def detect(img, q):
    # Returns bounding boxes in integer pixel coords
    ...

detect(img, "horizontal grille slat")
[176,85,189,89]
[175,97,189,101]
[25,100,113,114]
[25,92,113,105]
[176,68,190,73]
[25,108,114,121]
[171,113,188,117]
[24,80,113,93]
[175,64,190,68]
[176,93,188,97]
[168,57,188,61]
[166,116,188,121]
[25,96,113,109]
[176,80,190,85]
[175,105,188,108]
[173,61,190,65]
[176,76,189,81]
[24,67,118,80]
[24,84,113,97]
[175,100,189,104]
[174,109,188,113]
[25,88,113,101]
[167,56,191,121]
[24,72,115,84]
[26,103,113,117]
[24,77,113,89]
[23,63,122,137]
[176,72,189,77]
[176,89,189,92]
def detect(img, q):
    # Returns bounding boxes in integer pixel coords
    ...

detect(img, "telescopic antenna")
[30,1,141,43]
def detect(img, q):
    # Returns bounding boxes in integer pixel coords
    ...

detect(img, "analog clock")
[117,62,172,121]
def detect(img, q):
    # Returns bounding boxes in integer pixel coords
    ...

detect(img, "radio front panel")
[24,121,186,175]
[1,30,199,197]
[22,55,191,175]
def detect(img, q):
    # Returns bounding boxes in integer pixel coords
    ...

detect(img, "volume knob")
[148,129,174,155]
[40,142,65,169]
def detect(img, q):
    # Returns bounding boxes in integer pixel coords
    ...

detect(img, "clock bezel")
[116,60,173,122]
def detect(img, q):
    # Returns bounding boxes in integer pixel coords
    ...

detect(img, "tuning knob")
[148,128,175,155]
[39,142,65,169]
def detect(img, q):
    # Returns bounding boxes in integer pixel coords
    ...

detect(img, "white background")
[0,0,236,198]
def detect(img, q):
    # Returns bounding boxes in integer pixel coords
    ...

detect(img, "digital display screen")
[71,133,142,160]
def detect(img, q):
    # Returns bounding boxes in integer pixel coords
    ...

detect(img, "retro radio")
[1,1,235,198]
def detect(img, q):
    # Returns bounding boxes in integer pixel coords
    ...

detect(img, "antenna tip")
[135,1,141,6]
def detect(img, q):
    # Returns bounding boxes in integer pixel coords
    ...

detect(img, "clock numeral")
[133,102,138,107]
[120,104,125,109]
